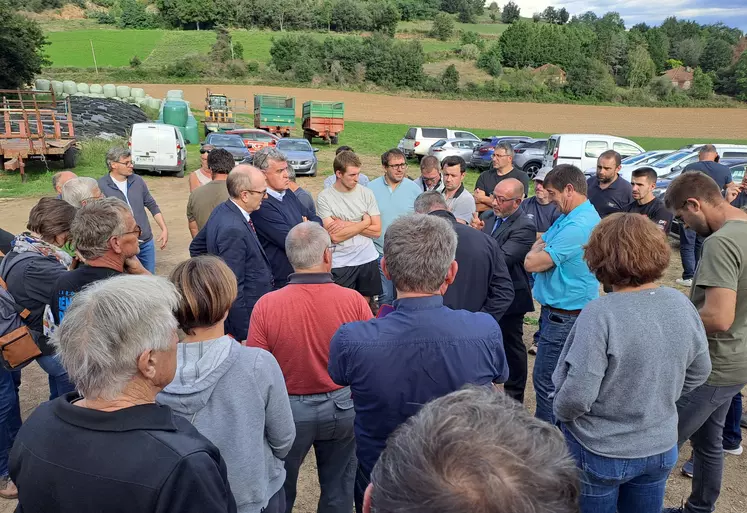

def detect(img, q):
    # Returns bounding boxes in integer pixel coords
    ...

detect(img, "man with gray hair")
[474,141,529,213]
[61,177,102,208]
[365,386,580,513]
[98,147,168,273]
[52,171,77,198]
[329,214,508,513]
[248,222,372,513]
[251,147,322,288]
[48,197,149,332]
[190,165,273,340]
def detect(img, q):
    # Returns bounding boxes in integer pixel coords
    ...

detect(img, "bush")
[430,12,455,41]
[225,59,249,78]
[649,76,675,99]
[129,55,142,68]
[441,64,460,90]
[164,54,207,78]
[246,61,260,74]
[689,67,714,99]
[460,30,484,49]
[498,68,547,97]
[118,0,159,29]
[566,57,617,101]
[460,43,480,60]
[477,41,502,77]
[92,10,116,24]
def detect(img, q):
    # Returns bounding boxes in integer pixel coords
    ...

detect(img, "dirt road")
[0,175,745,513]
[139,83,747,139]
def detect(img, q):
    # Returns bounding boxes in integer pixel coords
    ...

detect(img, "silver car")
[512,139,547,178]
[428,138,482,164]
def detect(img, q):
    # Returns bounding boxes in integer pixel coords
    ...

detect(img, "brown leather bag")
[0,276,42,370]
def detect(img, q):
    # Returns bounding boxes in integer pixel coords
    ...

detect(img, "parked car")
[470,135,536,170]
[202,133,251,162]
[644,145,747,182]
[129,123,187,177]
[398,127,480,160]
[276,138,318,176]
[224,129,279,153]
[541,134,644,175]
[616,150,675,181]
[427,138,482,164]
[512,139,547,178]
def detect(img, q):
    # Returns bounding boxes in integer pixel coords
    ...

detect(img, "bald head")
[53,171,77,195]
[492,178,524,217]
[227,164,266,213]
[494,178,524,199]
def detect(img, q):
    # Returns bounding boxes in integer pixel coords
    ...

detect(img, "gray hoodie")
[157,336,295,513]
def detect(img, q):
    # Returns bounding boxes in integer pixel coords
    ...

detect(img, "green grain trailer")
[302,101,344,144]
[254,94,295,137]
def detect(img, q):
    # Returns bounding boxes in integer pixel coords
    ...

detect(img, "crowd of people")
[0,140,744,513]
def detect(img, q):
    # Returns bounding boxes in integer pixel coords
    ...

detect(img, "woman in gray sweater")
[158,256,295,513]
[552,213,711,513]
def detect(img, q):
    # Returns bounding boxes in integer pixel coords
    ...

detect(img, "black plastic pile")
[55,97,148,140]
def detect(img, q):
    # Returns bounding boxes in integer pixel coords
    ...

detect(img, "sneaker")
[681,454,693,478]
[0,475,17,500]
[676,278,693,287]
[528,343,537,355]
[724,445,743,456]
[741,416,747,429]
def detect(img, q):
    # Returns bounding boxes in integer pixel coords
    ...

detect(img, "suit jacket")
[189,200,273,341]
[251,192,322,288]
[482,209,536,315]
[431,210,514,324]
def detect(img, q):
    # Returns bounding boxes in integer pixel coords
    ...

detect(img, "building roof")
[663,66,694,83]
[532,63,566,76]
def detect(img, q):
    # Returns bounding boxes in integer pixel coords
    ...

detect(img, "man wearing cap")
[520,167,560,239]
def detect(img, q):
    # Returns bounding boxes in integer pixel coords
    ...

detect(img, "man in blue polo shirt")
[525,164,601,423]
[368,149,422,306]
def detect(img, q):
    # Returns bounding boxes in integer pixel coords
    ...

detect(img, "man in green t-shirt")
[663,172,747,513]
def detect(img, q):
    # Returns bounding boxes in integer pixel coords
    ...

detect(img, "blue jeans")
[0,368,21,477]
[284,388,356,513]
[532,306,578,423]
[137,238,156,274]
[679,228,703,280]
[563,426,677,513]
[36,355,75,400]
[723,393,743,450]
[377,255,395,306]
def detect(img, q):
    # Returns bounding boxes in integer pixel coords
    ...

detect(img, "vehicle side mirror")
[313,148,319,153]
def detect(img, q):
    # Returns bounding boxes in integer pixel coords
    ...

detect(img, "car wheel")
[524,162,541,179]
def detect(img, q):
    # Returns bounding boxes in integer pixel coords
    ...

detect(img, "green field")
[398,19,509,37]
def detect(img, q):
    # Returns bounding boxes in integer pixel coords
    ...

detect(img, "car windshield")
[244,132,274,142]
[623,152,658,165]
[653,151,693,168]
[208,135,244,147]
[277,140,312,152]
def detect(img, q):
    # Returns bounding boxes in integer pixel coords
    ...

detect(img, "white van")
[130,123,188,177]
[398,127,480,159]
[541,134,644,173]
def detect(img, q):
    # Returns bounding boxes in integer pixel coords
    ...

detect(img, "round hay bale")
[147,98,162,110]
[166,89,184,99]
[62,80,77,95]
[35,79,51,92]
[131,87,146,98]
[89,84,104,94]
[76,83,90,94]
[51,81,64,95]
[89,93,105,98]
[116,85,131,98]
[102,84,117,98]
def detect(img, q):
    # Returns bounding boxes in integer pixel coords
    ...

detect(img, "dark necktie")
[491,217,503,235]
[247,217,256,234]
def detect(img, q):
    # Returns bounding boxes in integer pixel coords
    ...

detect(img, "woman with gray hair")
[8,275,237,513]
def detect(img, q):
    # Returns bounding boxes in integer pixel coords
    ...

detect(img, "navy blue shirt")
[683,161,733,190]
[587,176,633,218]
[520,197,560,233]
[328,295,508,477]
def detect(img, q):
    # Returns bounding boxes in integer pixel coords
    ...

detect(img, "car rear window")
[431,139,447,148]
[585,141,609,158]
[613,142,641,157]
[454,131,477,140]
[209,135,245,147]
[723,151,747,159]
[545,137,558,156]
[405,128,416,139]
[251,132,275,142]
[422,128,448,139]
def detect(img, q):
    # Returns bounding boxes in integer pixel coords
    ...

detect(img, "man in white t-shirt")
[317,150,382,305]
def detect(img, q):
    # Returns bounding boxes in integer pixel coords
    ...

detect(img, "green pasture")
[397,19,509,37]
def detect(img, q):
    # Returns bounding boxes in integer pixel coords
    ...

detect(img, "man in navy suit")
[189,165,273,341]
[251,148,323,289]
[471,178,537,403]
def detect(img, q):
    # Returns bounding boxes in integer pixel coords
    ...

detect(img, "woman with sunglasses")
[190,144,216,192]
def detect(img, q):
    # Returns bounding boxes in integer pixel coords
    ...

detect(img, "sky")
[509,1,747,32]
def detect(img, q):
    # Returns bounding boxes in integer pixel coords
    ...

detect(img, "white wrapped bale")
[51,81,64,95]
[76,83,90,94]
[103,84,117,98]
[89,93,105,98]
[35,79,51,92]
[116,85,131,98]
[147,98,162,110]
[166,89,183,99]
[62,80,77,95]
[131,87,145,98]
[89,84,104,94]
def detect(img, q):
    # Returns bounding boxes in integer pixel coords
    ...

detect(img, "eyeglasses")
[422,175,440,184]
[386,163,408,170]
[116,225,141,239]
[115,160,133,167]
[243,189,267,196]
[491,194,521,203]
[492,153,511,159]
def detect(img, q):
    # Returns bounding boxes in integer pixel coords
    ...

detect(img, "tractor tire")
[304,132,313,143]
[63,147,79,169]
[331,135,339,145]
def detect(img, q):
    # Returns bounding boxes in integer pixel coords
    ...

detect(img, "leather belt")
[545,306,582,316]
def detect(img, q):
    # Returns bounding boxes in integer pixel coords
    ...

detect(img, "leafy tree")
[734,51,747,100]
[460,43,479,59]
[368,0,399,36]
[569,11,597,25]
[499,20,533,67]
[558,7,568,24]
[631,22,649,33]
[541,6,557,24]
[210,27,243,62]
[489,12,497,22]
[566,57,617,101]
[270,33,323,73]
[460,31,484,49]
[531,12,540,23]
[330,0,371,32]
[666,58,683,69]
[702,22,742,46]
[118,0,156,28]
[591,13,628,75]
[441,64,460,90]
[130,55,142,67]
[689,67,714,99]
[488,1,498,10]
[645,28,670,72]
[700,37,733,72]
[675,37,704,68]
[430,12,455,42]
[157,0,217,29]
[477,41,502,76]
[626,45,656,88]
[0,4,48,88]
[501,1,520,24]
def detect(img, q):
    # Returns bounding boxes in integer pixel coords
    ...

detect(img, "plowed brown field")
[140,83,747,139]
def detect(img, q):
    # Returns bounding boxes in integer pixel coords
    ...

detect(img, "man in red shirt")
[248,221,372,513]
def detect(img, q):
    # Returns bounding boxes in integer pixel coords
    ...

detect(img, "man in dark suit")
[251,148,323,288]
[414,191,514,325]
[189,165,273,341]
[471,178,537,402]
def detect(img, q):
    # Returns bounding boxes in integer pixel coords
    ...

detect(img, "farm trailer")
[302,101,344,144]
[254,94,295,137]
[0,89,77,182]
